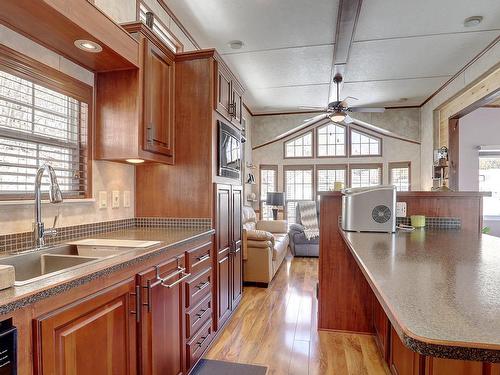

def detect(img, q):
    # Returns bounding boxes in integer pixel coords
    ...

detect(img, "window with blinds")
[389,162,411,191]
[317,166,346,193]
[284,166,313,223]
[0,69,89,198]
[350,164,382,188]
[259,165,277,220]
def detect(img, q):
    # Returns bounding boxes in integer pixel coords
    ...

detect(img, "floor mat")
[191,359,268,375]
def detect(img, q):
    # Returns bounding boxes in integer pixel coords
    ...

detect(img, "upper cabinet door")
[231,84,243,128]
[143,39,175,157]
[216,64,232,120]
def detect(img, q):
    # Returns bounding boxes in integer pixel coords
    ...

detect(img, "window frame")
[349,128,383,157]
[0,45,93,200]
[259,164,278,221]
[315,164,348,195]
[283,130,314,159]
[389,161,411,191]
[316,122,347,158]
[348,163,383,188]
[283,164,315,223]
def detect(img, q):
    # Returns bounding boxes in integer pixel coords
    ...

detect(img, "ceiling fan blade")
[342,96,359,102]
[343,114,354,124]
[348,107,385,113]
[298,105,327,110]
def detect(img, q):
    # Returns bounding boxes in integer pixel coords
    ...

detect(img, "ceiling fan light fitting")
[329,111,346,122]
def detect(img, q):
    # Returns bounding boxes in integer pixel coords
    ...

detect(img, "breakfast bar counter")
[341,229,500,361]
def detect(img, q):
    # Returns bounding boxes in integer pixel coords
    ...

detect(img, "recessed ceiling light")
[126,159,145,164]
[464,16,483,27]
[228,40,244,50]
[74,39,103,53]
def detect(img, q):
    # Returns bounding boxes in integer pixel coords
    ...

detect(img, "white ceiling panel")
[223,45,334,90]
[338,76,451,107]
[247,84,331,113]
[355,0,500,41]
[346,31,499,82]
[165,0,338,53]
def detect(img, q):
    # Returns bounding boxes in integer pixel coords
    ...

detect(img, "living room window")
[259,165,278,220]
[0,47,91,199]
[284,165,314,223]
[350,164,382,188]
[284,131,313,158]
[350,129,382,156]
[389,162,411,191]
[316,165,347,198]
[317,123,346,157]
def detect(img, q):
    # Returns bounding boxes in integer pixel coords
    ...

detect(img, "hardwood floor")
[205,255,390,374]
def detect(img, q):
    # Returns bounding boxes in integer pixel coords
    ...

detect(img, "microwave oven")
[218,121,244,180]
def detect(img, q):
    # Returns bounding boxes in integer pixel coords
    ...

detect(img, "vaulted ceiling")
[166,0,500,114]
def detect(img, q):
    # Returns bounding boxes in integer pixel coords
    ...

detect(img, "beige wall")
[0,26,135,235]
[420,43,500,190]
[251,109,422,204]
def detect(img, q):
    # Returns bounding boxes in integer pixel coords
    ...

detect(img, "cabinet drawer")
[186,319,213,369]
[186,294,212,339]
[186,267,211,309]
[186,242,212,276]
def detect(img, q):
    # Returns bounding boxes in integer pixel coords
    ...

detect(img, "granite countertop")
[0,227,214,315]
[341,229,500,362]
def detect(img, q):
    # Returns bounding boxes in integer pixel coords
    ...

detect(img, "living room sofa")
[242,206,289,286]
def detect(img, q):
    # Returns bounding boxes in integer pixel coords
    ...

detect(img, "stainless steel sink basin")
[0,244,103,286]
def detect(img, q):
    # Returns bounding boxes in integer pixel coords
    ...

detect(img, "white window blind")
[350,165,382,188]
[317,123,346,156]
[317,167,346,192]
[0,69,88,198]
[260,166,277,220]
[284,167,313,223]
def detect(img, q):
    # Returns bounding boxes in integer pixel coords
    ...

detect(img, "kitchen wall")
[458,107,500,191]
[250,108,422,206]
[0,25,135,235]
[420,43,500,190]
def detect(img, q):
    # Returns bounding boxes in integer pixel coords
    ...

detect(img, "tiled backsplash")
[396,217,461,229]
[0,217,212,254]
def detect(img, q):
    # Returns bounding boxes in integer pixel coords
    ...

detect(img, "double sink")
[0,240,159,286]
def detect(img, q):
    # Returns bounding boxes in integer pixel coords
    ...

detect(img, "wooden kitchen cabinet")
[137,254,187,375]
[425,357,485,375]
[34,278,138,375]
[95,22,175,164]
[215,57,244,128]
[214,184,243,330]
[373,294,390,363]
[389,327,422,375]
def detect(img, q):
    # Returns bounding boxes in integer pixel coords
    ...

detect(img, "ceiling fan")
[300,74,385,124]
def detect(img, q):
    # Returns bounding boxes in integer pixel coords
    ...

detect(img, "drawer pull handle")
[195,281,210,290]
[196,308,208,318]
[196,334,209,348]
[196,254,210,262]
[151,266,190,288]
[161,272,191,288]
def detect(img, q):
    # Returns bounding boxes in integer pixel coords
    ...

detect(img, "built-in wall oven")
[217,120,244,180]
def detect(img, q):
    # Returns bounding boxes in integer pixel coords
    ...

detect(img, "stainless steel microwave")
[217,120,244,180]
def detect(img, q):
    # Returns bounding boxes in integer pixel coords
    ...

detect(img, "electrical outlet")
[123,191,131,208]
[112,191,120,208]
[98,191,108,209]
[396,202,407,217]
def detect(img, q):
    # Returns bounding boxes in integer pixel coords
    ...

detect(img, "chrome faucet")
[34,164,63,248]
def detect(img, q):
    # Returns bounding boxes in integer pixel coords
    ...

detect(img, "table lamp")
[266,192,285,220]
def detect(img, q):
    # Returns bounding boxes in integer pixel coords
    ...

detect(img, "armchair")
[288,202,320,257]
[242,206,289,286]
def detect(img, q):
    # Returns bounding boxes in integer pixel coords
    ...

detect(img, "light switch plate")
[123,191,131,208]
[396,202,407,217]
[98,191,108,209]
[112,191,120,208]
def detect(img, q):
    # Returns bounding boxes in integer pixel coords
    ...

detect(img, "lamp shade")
[266,192,284,206]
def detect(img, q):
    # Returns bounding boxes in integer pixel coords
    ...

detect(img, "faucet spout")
[34,164,63,248]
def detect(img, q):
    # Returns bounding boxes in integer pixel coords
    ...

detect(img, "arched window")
[350,129,382,156]
[317,123,346,157]
[284,131,313,158]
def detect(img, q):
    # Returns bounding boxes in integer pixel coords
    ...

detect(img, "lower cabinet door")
[425,357,487,375]
[389,327,422,375]
[186,319,213,370]
[34,278,137,375]
[138,255,186,375]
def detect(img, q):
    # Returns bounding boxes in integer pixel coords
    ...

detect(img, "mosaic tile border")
[396,217,461,229]
[0,217,212,254]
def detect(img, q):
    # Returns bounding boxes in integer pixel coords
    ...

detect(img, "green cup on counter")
[411,215,426,228]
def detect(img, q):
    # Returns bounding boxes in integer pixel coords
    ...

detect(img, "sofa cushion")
[242,206,257,225]
[256,220,288,234]
[247,240,273,249]
[247,229,274,242]
[272,233,289,260]
[292,231,319,245]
